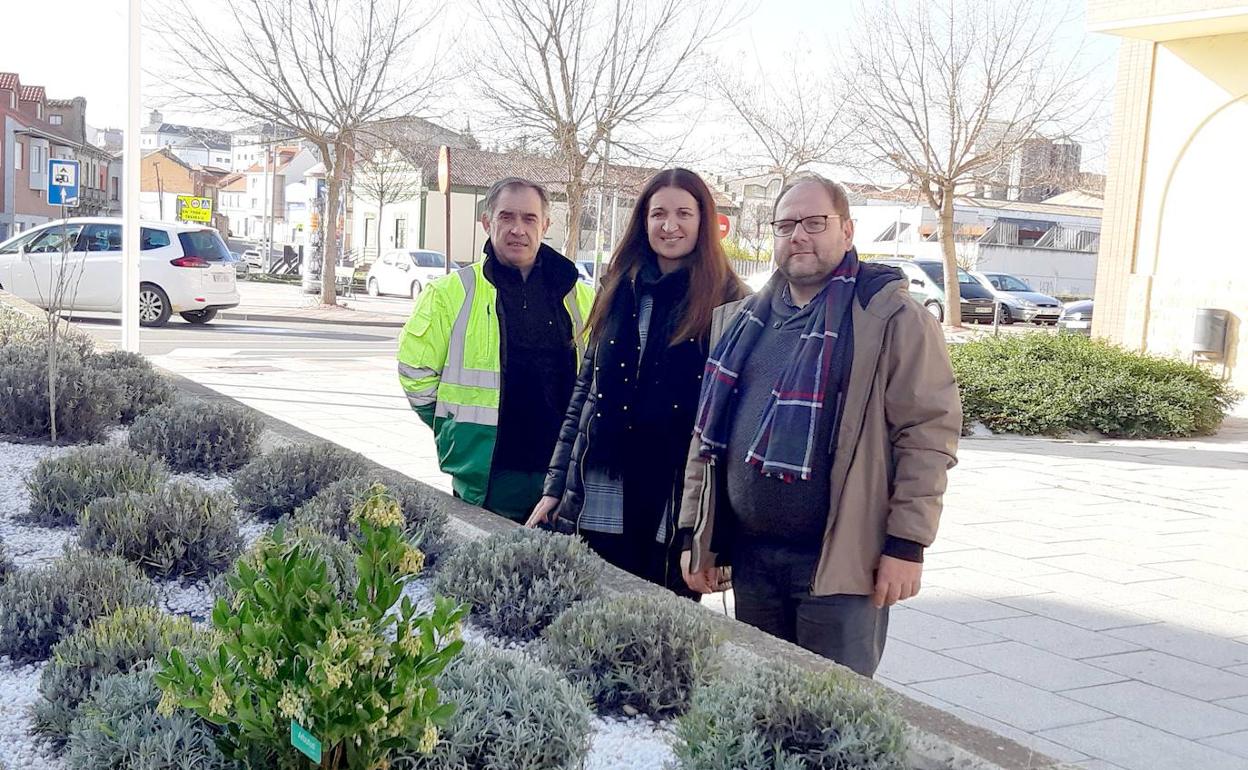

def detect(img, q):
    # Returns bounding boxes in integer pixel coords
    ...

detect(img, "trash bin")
[1192,308,1230,360]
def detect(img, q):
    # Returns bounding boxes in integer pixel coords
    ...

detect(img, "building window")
[36,103,43,119]
[394,217,408,248]
[15,142,22,170]
[7,92,14,108]
[49,114,62,126]
[364,216,376,249]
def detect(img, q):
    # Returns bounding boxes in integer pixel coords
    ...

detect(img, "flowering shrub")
[156,484,465,770]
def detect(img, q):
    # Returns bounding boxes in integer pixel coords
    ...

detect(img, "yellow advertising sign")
[177,196,213,223]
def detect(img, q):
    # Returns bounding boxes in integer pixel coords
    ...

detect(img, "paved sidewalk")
[152,342,1248,770]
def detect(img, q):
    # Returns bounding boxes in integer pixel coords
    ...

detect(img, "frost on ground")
[0,659,60,770]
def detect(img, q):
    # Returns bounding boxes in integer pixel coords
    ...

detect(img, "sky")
[4,0,1119,171]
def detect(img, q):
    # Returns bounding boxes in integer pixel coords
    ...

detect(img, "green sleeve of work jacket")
[397,281,453,428]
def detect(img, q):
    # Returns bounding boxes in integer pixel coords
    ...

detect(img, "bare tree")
[473,0,730,257]
[149,0,445,305]
[714,52,852,183]
[841,0,1101,326]
[737,201,775,260]
[352,146,424,258]
[21,223,88,443]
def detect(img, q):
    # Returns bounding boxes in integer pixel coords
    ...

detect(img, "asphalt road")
[73,315,401,358]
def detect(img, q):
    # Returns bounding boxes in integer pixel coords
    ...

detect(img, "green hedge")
[951,333,1239,438]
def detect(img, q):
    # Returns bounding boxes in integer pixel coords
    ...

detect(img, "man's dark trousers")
[732,539,889,677]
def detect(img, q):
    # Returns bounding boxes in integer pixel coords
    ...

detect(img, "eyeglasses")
[769,214,840,237]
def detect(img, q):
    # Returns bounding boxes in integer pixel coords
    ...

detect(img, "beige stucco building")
[1090,1,1248,385]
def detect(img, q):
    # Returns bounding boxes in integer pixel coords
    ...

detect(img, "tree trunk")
[563,175,585,259]
[47,323,58,444]
[376,200,384,258]
[320,144,348,306]
[938,190,962,328]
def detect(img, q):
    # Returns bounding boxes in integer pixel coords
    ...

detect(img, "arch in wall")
[1152,93,1248,275]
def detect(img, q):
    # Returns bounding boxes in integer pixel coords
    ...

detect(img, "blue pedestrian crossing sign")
[48,159,80,206]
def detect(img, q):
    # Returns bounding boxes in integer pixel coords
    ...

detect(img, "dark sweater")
[485,244,578,473]
[725,287,833,546]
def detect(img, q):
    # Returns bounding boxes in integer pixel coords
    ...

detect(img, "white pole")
[262,140,271,269]
[894,206,902,258]
[121,0,141,351]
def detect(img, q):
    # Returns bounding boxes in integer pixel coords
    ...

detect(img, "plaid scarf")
[694,249,859,482]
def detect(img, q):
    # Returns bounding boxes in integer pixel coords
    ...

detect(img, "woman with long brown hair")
[526,168,747,597]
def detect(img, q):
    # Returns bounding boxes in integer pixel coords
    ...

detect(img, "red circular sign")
[717,213,730,238]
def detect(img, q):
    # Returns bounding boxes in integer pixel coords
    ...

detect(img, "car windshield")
[410,251,445,268]
[0,224,85,254]
[992,274,1032,292]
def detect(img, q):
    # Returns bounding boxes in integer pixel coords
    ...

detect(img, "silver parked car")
[1057,300,1094,335]
[971,272,1062,325]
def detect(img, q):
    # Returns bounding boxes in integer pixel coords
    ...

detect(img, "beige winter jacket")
[678,275,962,596]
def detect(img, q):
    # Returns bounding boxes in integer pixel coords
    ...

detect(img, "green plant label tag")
[290,720,322,763]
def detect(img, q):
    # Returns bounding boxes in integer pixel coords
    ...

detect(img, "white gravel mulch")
[0,660,59,770]
[1,436,677,770]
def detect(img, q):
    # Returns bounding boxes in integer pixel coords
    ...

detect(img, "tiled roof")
[0,73,18,91]
[219,173,248,192]
[46,98,74,108]
[402,145,737,209]
[19,85,45,102]
[145,122,232,149]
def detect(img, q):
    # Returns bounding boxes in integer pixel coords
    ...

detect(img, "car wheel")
[410,280,422,299]
[180,309,218,325]
[924,301,943,323]
[138,283,172,328]
[368,278,380,297]
[999,305,1014,324]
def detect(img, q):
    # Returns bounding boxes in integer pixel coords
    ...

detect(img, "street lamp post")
[121,0,141,351]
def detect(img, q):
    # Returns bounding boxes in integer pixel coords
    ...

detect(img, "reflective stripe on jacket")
[397,259,594,504]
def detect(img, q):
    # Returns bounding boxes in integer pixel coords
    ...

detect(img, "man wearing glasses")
[677,173,961,677]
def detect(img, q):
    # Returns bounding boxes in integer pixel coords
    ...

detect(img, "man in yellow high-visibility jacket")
[397,177,594,521]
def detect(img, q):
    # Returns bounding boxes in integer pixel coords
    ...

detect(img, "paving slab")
[1038,718,1245,770]
[1219,695,1248,715]
[914,673,1110,732]
[992,594,1152,632]
[888,607,1005,651]
[1201,731,1248,760]
[944,641,1126,691]
[1083,649,1248,701]
[905,587,1030,624]
[1104,622,1248,668]
[968,616,1144,659]
[940,706,1090,764]
[1060,680,1248,739]
[875,639,984,685]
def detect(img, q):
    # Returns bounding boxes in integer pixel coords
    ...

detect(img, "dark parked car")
[1058,300,1093,335]
[227,251,250,280]
[875,258,997,323]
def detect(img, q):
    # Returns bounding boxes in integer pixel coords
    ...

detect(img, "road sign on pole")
[176,195,214,223]
[48,159,80,206]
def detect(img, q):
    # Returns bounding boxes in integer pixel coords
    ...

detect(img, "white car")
[241,249,264,270]
[365,249,447,299]
[0,217,239,327]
